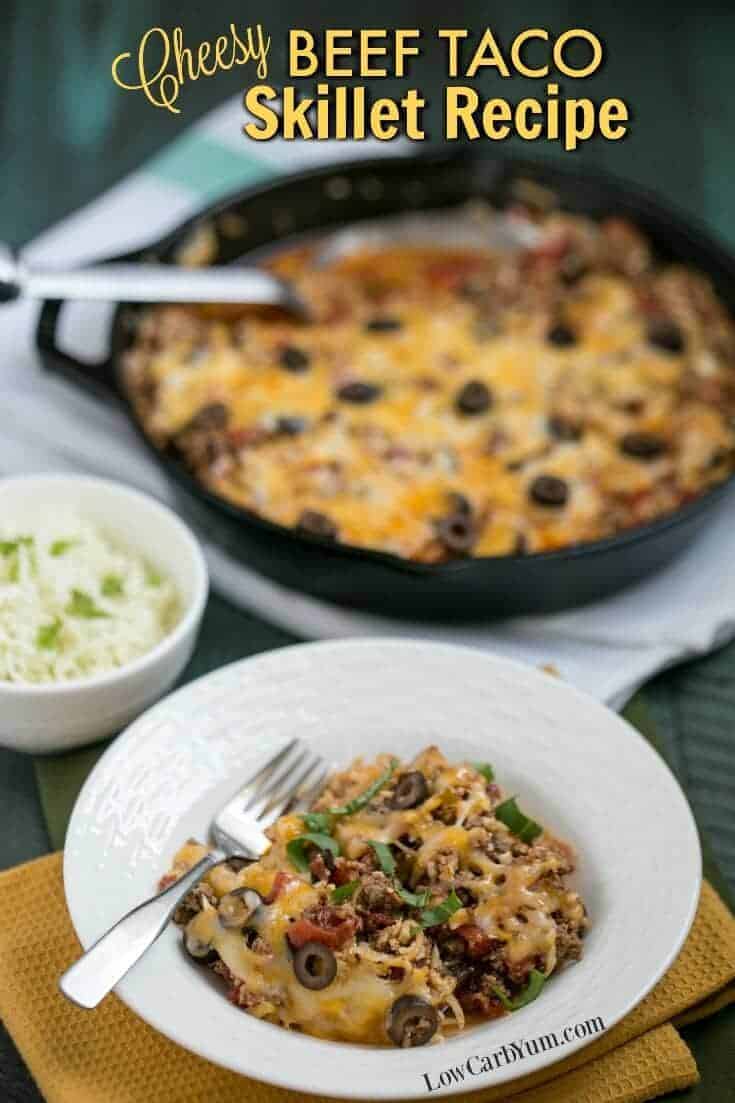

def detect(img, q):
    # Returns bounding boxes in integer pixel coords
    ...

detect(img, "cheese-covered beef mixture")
[160,748,587,1046]
[125,206,735,560]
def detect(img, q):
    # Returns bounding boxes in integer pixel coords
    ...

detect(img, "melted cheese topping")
[127,215,735,562]
[165,747,588,1045]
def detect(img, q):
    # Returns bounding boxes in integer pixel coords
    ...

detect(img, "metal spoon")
[0,243,309,318]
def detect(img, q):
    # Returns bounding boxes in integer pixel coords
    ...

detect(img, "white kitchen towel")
[2,94,734,709]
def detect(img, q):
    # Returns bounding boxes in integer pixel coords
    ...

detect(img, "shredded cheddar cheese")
[126,207,735,563]
[162,747,588,1046]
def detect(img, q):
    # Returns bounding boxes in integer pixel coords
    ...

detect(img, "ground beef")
[455,960,509,1015]
[355,871,402,913]
[506,956,545,985]
[172,883,217,926]
[458,990,506,1018]
[363,910,399,933]
[453,923,497,959]
[425,848,460,883]
[554,916,585,966]
[308,851,332,883]
[331,851,377,885]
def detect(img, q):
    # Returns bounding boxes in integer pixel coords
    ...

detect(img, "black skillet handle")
[36,296,121,402]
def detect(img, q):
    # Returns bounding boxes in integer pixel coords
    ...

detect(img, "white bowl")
[64,640,700,1099]
[0,474,208,753]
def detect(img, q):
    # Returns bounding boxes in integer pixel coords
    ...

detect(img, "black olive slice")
[620,432,667,460]
[292,941,337,990]
[183,923,218,965]
[529,474,569,507]
[365,317,403,333]
[391,771,429,810]
[388,767,430,811]
[436,513,476,555]
[455,380,492,416]
[647,319,685,354]
[218,888,263,930]
[296,510,338,541]
[547,414,583,442]
[337,381,383,404]
[275,415,308,436]
[387,995,439,1047]
[547,323,576,347]
[279,345,311,372]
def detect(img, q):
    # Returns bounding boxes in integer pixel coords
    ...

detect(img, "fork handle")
[59,853,221,1009]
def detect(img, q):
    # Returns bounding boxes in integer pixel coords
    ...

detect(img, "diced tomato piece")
[287,911,359,950]
[455,923,495,959]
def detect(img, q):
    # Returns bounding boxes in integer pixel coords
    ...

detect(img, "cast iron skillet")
[36,150,735,619]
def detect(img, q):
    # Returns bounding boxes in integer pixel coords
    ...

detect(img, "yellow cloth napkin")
[0,855,733,1103]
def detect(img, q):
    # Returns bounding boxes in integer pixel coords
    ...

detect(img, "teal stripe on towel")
[146,132,272,200]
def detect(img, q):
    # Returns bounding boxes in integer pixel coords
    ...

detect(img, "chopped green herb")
[66,588,109,619]
[0,537,32,556]
[494,796,542,843]
[36,617,63,651]
[368,841,430,909]
[302,811,334,833]
[419,889,463,928]
[302,760,398,834]
[491,969,546,1011]
[286,832,341,874]
[331,881,359,904]
[144,563,163,587]
[473,762,495,783]
[396,885,430,908]
[50,539,76,557]
[368,840,396,877]
[101,574,124,597]
[329,759,397,817]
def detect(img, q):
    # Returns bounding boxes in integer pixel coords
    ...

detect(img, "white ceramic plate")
[64,640,700,1100]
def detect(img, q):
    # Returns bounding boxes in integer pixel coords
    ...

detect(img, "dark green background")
[1,3,734,1101]
[3,2,735,247]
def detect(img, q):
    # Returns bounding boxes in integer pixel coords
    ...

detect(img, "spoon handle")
[0,243,307,314]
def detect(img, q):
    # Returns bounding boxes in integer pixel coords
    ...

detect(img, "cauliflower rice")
[0,512,181,684]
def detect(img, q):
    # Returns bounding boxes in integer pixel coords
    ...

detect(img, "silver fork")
[59,739,326,1010]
